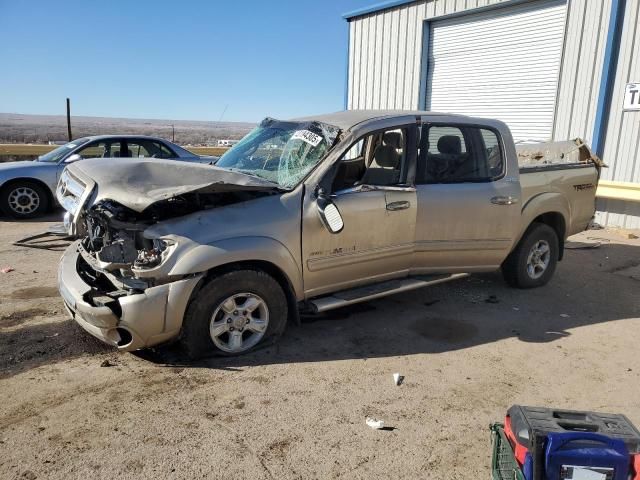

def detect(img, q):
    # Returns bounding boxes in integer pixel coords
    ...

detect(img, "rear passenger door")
[413,122,521,272]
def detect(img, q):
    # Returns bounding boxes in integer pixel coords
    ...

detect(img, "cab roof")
[292,110,466,131]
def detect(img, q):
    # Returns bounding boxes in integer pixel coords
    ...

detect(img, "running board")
[309,273,469,313]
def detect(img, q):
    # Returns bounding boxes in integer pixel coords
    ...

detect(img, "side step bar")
[308,273,469,313]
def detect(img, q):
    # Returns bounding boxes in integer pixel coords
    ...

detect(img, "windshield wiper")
[224,168,284,189]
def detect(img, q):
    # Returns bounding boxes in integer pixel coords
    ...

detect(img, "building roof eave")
[343,0,417,20]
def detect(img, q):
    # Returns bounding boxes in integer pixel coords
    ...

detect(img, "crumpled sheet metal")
[70,157,279,212]
[516,138,605,168]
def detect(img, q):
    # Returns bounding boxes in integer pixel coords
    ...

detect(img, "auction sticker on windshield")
[291,130,322,147]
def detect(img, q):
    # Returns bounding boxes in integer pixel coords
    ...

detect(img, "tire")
[1,181,50,219]
[180,269,288,358]
[501,223,559,289]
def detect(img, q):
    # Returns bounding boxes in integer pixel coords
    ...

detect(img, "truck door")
[413,123,521,272]
[301,126,418,298]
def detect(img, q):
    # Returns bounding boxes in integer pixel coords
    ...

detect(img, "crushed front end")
[58,199,205,351]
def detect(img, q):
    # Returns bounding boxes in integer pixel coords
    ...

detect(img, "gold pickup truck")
[56,111,601,357]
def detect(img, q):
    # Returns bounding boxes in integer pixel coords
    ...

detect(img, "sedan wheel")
[209,293,269,354]
[1,181,49,219]
[8,186,41,215]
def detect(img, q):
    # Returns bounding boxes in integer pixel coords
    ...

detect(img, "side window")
[76,141,122,159]
[75,141,106,159]
[417,125,503,183]
[125,141,151,158]
[126,140,175,158]
[481,129,504,179]
[152,142,176,159]
[332,128,407,191]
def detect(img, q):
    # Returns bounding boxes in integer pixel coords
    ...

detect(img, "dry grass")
[0,144,229,157]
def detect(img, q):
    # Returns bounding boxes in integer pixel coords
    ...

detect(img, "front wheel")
[180,269,288,358]
[1,181,50,219]
[501,223,559,288]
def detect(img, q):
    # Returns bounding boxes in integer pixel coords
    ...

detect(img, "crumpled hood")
[67,157,280,212]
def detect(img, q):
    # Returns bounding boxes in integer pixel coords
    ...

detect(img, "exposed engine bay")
[81,190,274,279]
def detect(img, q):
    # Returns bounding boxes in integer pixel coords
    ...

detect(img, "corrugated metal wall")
[346,0,640,228]
[346,0,610,142]
[597,0,640,229]
[347,0,513,112]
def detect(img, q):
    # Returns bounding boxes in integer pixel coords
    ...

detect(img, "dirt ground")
[0,214,639,480]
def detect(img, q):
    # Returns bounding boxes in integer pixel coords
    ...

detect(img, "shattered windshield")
[215,118,340,189]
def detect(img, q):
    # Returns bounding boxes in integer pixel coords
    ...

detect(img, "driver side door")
[301,125,418,297]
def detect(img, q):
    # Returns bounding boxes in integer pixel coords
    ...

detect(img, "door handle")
[491,196,519,205]
[386,200,410,211]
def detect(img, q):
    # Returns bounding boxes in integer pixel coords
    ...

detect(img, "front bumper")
[58,241,202,351]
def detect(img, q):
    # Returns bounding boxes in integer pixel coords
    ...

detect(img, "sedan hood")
[67,157,281,212]
[0,160,38,171]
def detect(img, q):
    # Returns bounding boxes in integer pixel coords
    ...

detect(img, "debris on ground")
[560,313,570,318]
[565,241,602,249]
[100,359,117,368]
[612,228,640,240]
[423,299,440,306]
[485,295,499,304]
[1,266,14,273]
[366,417,385,430]
[393,373,404,386]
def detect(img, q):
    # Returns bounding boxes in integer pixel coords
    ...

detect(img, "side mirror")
[64,153,82,163]
[316,187,344,234]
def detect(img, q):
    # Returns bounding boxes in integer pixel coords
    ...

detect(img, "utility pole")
[218,104,229,122]
[171,124,175,142]
[66,98,72,141]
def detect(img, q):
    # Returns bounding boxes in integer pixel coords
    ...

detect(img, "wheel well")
[532,212,566,260]
[0,177,55,211]
[196,260,301,325]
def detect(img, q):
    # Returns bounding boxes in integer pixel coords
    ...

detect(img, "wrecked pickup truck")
[57,111,602,357]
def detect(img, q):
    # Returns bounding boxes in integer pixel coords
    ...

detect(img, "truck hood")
[67,157,281,212]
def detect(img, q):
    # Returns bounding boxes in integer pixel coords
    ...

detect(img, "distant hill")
[0,113,255,145]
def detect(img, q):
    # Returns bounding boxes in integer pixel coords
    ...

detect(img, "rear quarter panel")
[519,165,598,239]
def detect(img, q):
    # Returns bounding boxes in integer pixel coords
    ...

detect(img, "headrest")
[437,135,462,155]
[383,131,402,149]
[373,145,399,168]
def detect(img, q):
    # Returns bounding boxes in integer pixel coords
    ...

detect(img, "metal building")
[343,0,640,228]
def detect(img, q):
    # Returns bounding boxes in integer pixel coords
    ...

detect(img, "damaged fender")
[167,236,304,301]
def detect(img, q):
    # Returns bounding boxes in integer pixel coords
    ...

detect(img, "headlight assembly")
[134,238,176,269]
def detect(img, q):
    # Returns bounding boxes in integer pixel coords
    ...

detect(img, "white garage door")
[426,0,567,142]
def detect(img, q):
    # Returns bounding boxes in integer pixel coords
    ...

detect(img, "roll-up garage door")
[426,0,567,142]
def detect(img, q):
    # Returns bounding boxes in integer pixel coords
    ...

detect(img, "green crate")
[491,423,526,480]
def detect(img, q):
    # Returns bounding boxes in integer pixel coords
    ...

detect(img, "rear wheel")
[501,223,559,288]
[1,181,50,219]
[180,269,288,358]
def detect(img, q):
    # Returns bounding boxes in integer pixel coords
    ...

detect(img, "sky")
[0,0,372,122]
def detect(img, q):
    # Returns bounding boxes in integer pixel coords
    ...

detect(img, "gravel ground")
[0,215,639,479]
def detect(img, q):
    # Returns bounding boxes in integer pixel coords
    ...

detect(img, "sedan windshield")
[216,118,340,189]
[38,138,91,163]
